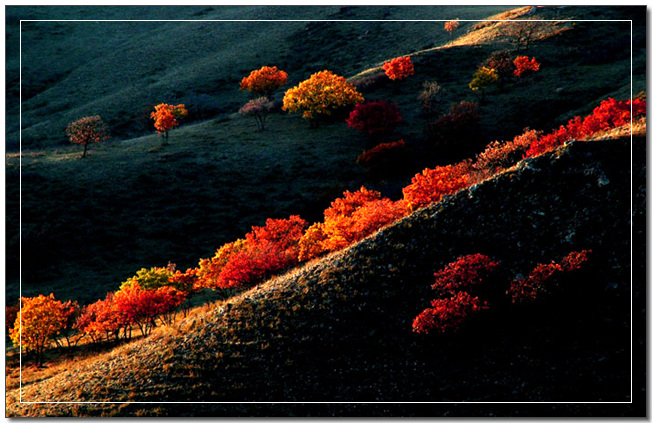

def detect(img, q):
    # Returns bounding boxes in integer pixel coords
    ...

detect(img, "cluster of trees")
[413,250,591,335]
[9,265,193,365]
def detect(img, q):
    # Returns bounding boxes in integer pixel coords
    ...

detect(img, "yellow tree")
[282,70,364,127]
[9,294,67,366]
[469,67,499,101]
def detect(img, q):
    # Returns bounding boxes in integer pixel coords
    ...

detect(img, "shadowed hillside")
[6,6,645,305]
[7,135,645,417]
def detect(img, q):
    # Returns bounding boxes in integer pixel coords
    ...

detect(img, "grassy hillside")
[7,135,645,416]
[5,5,646,417]
[6,5,645,304]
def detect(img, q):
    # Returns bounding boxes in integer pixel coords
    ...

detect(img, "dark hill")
[7,135,645,417]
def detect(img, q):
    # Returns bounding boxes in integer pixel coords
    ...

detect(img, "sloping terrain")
[7,135,645,417]
[6,6,645,305]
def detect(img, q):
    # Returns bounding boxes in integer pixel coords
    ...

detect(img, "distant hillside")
[7,135,645,417]
[8,5,519,150]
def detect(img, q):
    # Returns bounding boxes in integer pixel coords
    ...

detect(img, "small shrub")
[346,100,402,138]
[239,97,274,130]
[509,250,591,303]
[66,115,109,158]
[473,128,541,175]
[418,81,443,116]
[432,254,501,295]
[413,291,489,334]
[513,56,540,77]
[469,67,499,99]
[382,56,414,81]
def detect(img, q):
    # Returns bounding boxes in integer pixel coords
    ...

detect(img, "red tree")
[240,66,288,97]
[402,162,473,211]
[413,291,489,334]
[66,116,110,158]
[150,103,188,142]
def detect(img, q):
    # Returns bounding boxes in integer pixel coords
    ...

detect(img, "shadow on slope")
[7,135,645,417]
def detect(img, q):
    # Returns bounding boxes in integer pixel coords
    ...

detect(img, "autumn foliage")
[282,70,364,122]
[150,103,188,140]
[239,66,288,97]
[431,254,501,295]
[66,115,110,158]
[509,250,591,303]
[513,56,540,77]
[444,20,460,39]
[402,162,473,211]
[10,294,70,365]
[412,291,489,334]
[383,56,415,81]
[239,97,274,130]
[525,97,646,157]
[469,67,499,97]
[473,128,541,176]
[196,216,307,289]
[346,100,402,137]
[298,187,407,260]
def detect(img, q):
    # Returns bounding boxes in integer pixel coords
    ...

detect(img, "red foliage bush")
[402,162,473,211]
[513,56,540,77]
[432,254,501,294]
[356,140,407,174]
[383,56,414,80]
[346,100,402,137]
[525,98,646,157]
[216,216,308,289]
[509,250,591,303]
[412,291,489,334]
[239,66,288,97]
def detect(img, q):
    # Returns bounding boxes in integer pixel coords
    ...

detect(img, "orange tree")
[150,103,188,142]
[65,115,109,158]
[444,20,460,40]
[282,70,364,127]
[402,162,473,211]
[9,294,68,366]
[240,65,288,97]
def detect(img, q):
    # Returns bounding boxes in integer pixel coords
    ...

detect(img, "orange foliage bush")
[239,66,288,97]
[298,187,407,260]
[402,162,473,211]
[282,70,364,122]
[383,56,415,81]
